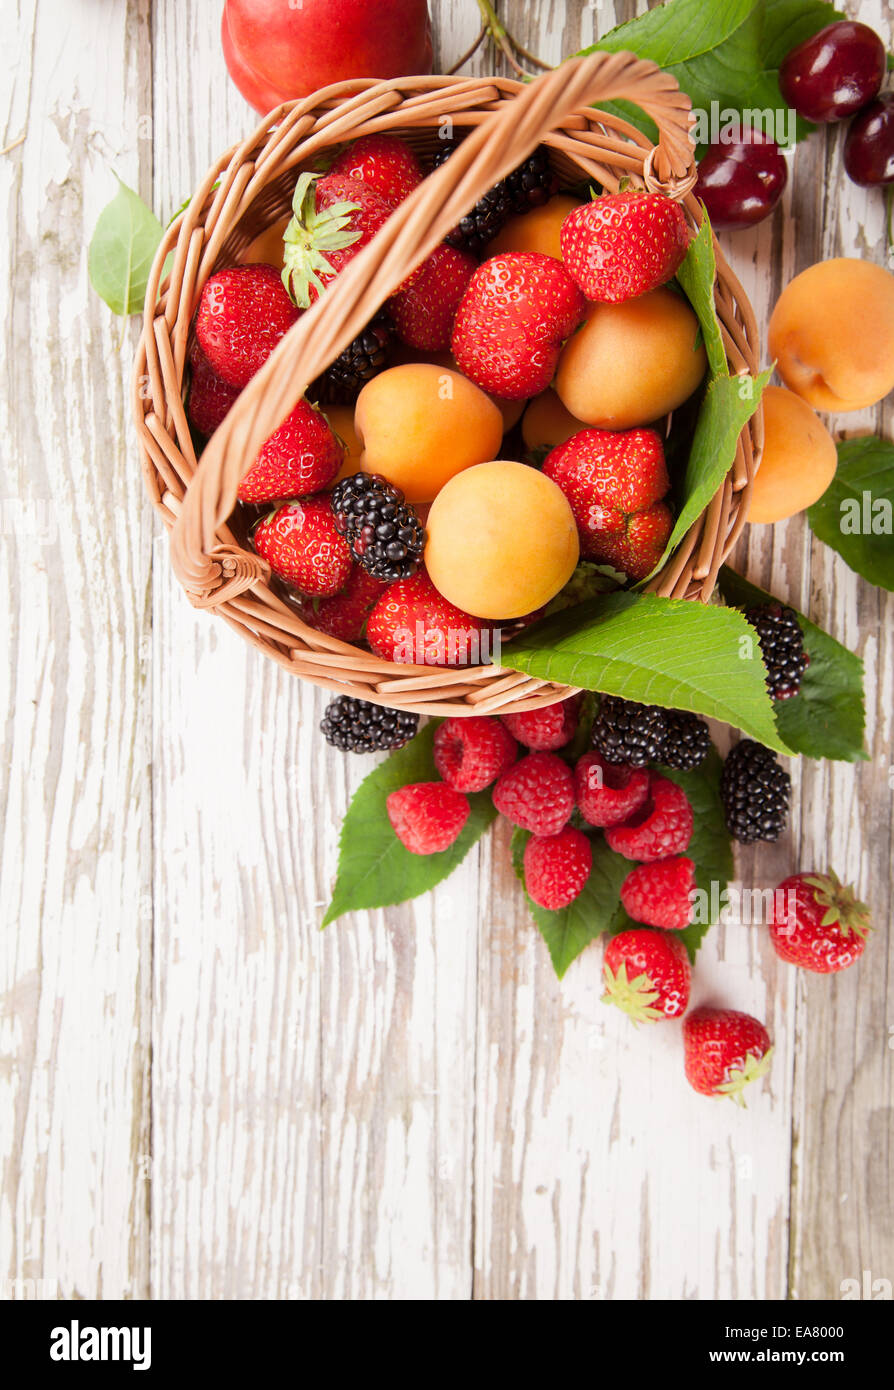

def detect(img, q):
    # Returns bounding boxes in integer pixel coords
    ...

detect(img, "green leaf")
[88,176,165,316]
[675,216,727,380]
[719,567,867,763]
[322,723,497,925]
[807,436,894,592]
[501,591,791,754]
[656,750,735,959]
[511,828,629,978]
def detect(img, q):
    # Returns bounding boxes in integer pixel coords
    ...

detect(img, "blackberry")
[591,696,668,767]
[661,710,712,770]
[720,740,791,844]
[331,472,426,582]
[315,317,392,403]
[745,602,810,701]
[321,696,419,754]
[502,148,559,214]
[431,141,512,255]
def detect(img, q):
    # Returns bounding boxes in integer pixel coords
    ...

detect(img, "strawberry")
[328,134,423,209]
[252,496,352,597]
[187,340,241,436]
[560,191,691,303]
[299,564,387,642]
[389,243,478,351]
[282,171,392,309]
[601,927,691,1024]
[451,252,586,400]
[195,263,300,388]
[366,570,489,666]
[768,871,871,973]
[683,1007,773,1105]
[238,399,344,504]
[543,428,673,581]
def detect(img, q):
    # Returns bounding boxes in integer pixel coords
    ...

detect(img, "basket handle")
[170,52,694,604]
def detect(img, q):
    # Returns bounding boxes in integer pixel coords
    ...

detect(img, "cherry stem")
[473,0,552,77]
[447,26,487,74]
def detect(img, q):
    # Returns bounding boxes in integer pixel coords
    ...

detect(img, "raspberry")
[605,773,694,862]
[433,717,517,793]
[501,695,581,751]
[620,856,695,930]
[523,827,592,910]
[492,752,575,836]
[574,751,650,828]
[386,782,470,855]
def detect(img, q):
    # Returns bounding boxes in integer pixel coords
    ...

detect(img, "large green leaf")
[719,568,867,762]
[807,436,894,592]
[322,723,497,925]
[511,828,629,978]
[502,591,790,753]
[88,176,165,316]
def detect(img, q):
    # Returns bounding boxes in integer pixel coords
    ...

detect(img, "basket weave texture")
[133,53,762,716]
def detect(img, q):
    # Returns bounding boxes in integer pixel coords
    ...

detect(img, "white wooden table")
[2,0,892,1301]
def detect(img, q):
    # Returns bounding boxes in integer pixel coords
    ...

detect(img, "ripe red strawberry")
[451,252,586,400]
[366,570,489,666]
[543,428,673,581]
[574,751,650,828]
[328,134,423,209]
[187,340,241,436]
[253,496,352,597]
[492,752,575,837]
[683,1007,773,1104]
[605,773,693,861]
[387,781,470,855]
[501,695,581,752]
[768,871,871,973]
[299,564,387,642]
[523,827,592,910]
[560,191,691,303]
[238,398,344,504]
[389,243,478,351]
[433,716,517,793]
[282,171,393,309]
[602,928,691,1023]
[195,263,300,388]
[620,856,695,930]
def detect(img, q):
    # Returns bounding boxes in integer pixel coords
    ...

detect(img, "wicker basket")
[133,53,762,717]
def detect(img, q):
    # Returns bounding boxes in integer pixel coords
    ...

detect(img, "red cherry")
[844,93,894,186]
[695,130,788,230]
[779,20,886,124]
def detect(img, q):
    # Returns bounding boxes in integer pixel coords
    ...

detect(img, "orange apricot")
[488,195,582,260]
[748,385,838,524]
[522,389,588,450]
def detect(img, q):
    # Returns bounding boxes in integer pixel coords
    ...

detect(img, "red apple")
[221,5,286,114]
[225,0,433,112]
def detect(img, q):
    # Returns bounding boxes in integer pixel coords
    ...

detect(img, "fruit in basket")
[320,696,419,753]
[768,871,871,973]
[433,717,518,793]
[388,345,525,431]
[431,143,559,255]
[187,342,241,437]
[524,827,592,910]
[555,288,707,430]
[744,602,810,701]
[561,191,691,303]
[602,929,691,1023]
[331,473,426,582]
[322,405,363,485]
[451,252,586,401]
[224,0,433,113]
[683,1008,772,1104]
[488,194,582,259]
[543,427,672,581]
[195,263,300,389]
[779,20,886,124]
[521,390,588,451]
[768,259,894,412]
[366,570,488,666]
[329,134,423,208]
[354,363,503,503]
[502,695,580,752]
[746,386,837,524]
[492,752,575,837]
[620,857,695,931]
[243,214,290,270]
[424,460,579,620]
[388,243,477,351]
[605,773,694,862]
[387,781,470,855]
[238,398,344,503]
[282,172,392,309]
[574,752,650,828]
[720,741,790,844]
[844,94,894,186]
[301,564,386,643]
[695,131,788,230]
[253,496,353,597]
[315,316,393,404]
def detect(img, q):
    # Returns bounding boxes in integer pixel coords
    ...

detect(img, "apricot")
[242,214,290,270]
[322,405,363,485]
[355,363,504,503]
[425,460,579,619]
[388,345,524,431]
[768,258,894,412]
[748,385,838,524]
[522,389,588,450]
[488,195,582,260]
[555,287,707,430]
